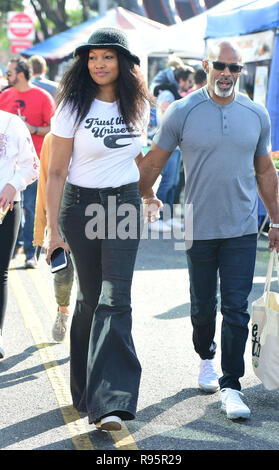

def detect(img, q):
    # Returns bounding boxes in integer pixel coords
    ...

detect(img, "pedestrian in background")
[186,68,207,95]
[46,27,153,431]
[29,55,58,99]
[176,68,194,96]
[0,57,55,268]
[150,54,185,94]
[0,110,39,358]
[151,70,185,232]
[33,133,74,342]
[138,40,279,420]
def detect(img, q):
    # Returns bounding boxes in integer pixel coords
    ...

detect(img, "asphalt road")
[1,232,279,452]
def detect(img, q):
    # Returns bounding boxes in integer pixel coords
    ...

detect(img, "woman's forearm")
[46,135,73,238]
[46,173,66,235]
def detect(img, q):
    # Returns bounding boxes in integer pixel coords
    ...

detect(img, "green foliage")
[67,7,83,28]
[0,11,10,65]
[0,0,23,12]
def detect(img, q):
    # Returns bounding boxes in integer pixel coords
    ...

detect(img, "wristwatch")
[33,126,39,134]
[269,223,279,228]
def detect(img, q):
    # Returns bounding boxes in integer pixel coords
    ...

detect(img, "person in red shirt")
[0,57,56,267]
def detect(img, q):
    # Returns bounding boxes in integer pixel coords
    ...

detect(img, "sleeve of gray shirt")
[254,103,272,157]
[153,100,182,153]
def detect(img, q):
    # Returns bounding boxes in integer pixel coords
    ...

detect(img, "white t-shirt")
[0,110,40,201]
[51,98,150,188]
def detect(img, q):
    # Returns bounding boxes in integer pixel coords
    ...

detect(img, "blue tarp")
[206,0,279,38]
[21,14,106,63]
[21,7,167,63]
[266,32,279,151]
[205,0,279,151]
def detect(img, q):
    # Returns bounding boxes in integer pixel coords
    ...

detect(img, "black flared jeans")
[59,181,142,424]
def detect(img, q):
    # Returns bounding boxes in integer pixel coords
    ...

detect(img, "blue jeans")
[22,180,37,260]
[59,181,142,424]
[156,148,181,217]
[186,234,257,391]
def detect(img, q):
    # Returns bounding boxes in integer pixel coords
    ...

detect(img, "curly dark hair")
[57,50,153,127]
[9,57,31,80]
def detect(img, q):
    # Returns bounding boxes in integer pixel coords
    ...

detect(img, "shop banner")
[207,30,274,63]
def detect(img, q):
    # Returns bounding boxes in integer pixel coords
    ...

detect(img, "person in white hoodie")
[0,110,40,358]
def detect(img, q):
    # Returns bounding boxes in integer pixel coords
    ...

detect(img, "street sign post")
[8,12,35,54]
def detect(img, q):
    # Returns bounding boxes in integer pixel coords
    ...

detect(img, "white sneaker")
[25,257,37,269]
[95,415,122,431]
[52,309,69,342]
[220,388,251,420]
[0,334,5,359]
[198,359,219,393]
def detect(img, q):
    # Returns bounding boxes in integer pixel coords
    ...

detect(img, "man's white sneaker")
[95,415,122,431]
[198,359,219,393]
[0,334,5,359]
[220,388,251,420]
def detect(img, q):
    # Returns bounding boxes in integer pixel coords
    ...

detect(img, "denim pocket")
[61,186,76,209]
[119,189,142,205]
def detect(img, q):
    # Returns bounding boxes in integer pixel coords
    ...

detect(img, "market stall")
[205,0,279,151]
[21,7,168,81]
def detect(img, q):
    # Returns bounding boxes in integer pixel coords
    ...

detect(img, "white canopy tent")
[148,0,257,59]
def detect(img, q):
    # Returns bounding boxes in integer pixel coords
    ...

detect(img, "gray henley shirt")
[153,87,271,240]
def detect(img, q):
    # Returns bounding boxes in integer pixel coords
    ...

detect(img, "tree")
[2,1,146,43]
[30,0,147,39]
[0,0,147,77]
[0,0,22,11]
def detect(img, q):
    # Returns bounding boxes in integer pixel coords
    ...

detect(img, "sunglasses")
[210,61,243,73]
[5,71,12,77]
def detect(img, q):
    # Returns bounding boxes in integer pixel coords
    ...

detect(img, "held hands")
[142,196,163,224]
[45,232,70,265]
[0,184,16,211]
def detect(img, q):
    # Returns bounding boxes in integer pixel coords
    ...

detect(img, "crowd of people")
[0,27,278,432]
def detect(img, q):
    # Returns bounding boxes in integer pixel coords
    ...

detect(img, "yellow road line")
[9,262,95,450]
[16,258,138,450]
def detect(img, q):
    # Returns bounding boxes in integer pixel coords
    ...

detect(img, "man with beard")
[138,41,279,420]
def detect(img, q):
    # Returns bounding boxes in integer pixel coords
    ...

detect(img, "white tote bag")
[251,249,279,390]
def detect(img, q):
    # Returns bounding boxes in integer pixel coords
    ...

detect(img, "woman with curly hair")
[46,28,154,431]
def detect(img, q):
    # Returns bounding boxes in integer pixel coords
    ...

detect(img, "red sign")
[8,12,34,40]
[10,39,33,54]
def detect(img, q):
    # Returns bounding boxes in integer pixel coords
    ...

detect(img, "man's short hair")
[194,68,207,85]
[29,55,47,75]
[9,57,31,80]
[174,67,193,82]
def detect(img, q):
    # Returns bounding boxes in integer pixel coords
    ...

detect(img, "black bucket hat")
[74,27,140,65]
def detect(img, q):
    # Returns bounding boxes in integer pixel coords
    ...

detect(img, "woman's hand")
[45,232,70,265]
[0,183,17,211]
[142,196,163,223]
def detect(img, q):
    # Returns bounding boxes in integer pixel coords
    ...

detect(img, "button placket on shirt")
[222,110,229,135]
